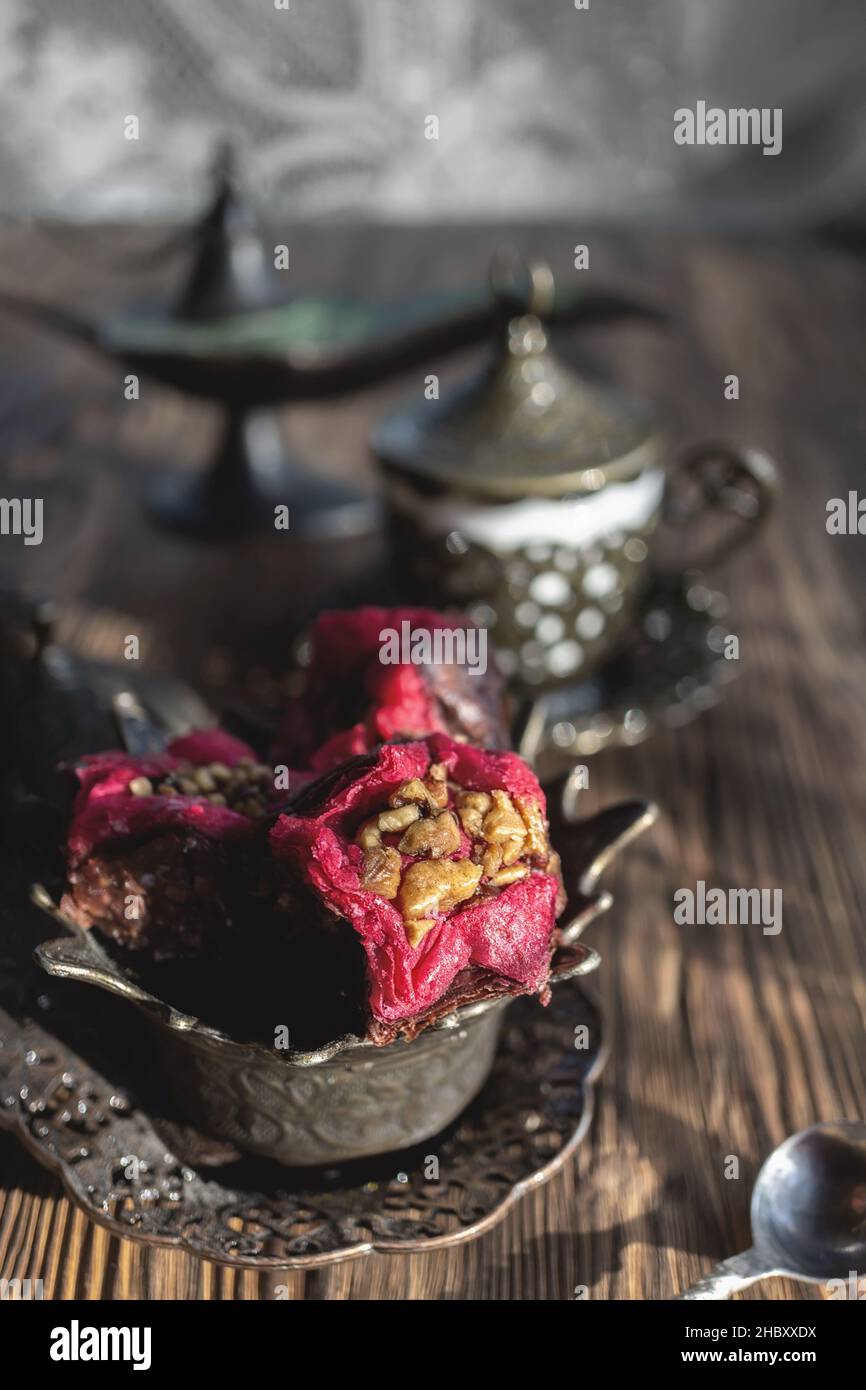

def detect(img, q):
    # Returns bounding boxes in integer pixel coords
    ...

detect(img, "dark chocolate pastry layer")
[61,831,232,958]
[62,730,276,960]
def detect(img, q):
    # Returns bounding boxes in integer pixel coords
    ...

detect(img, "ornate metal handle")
[677,1248,769,1299]
[663,443,778,572]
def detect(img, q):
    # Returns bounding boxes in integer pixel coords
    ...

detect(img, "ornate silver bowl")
[34,780,656,1167]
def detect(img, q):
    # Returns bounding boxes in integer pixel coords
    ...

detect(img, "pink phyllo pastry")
[270,733,564,1043]
[62,729,276,958]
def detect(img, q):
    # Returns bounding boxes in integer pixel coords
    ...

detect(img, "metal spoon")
[679,1120,866,1299]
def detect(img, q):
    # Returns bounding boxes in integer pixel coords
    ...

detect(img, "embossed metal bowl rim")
[33,783,657,1068]
[33,921,599,1067]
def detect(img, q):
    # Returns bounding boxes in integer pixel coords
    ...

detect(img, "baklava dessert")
[58,608,568,1046]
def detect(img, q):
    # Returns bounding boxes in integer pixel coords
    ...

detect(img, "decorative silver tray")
[0,976,603,1268]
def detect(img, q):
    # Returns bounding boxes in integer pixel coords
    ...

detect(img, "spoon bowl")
[751,1121,866,1282]
[680,1120,866,1298]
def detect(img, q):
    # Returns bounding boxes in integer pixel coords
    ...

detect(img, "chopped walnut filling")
[398,859,483,946]
[388,762,450,812]
[515,794,548,859]
[359,843,402,900]
[481,789,527,865]
[357,770,553,948]
[376,804,421,834]
[455,790,490,838]
[127,757,273,820]
[398,810,461,857]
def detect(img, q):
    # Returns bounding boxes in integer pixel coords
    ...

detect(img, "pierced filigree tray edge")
[0,987,608,1270]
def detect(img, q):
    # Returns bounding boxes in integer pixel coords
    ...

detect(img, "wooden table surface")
[1,222,865,1300]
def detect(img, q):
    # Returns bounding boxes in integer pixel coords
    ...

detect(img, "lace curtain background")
[0,0,863,230]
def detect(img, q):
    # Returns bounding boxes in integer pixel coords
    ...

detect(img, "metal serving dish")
[35,780,655,1168]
